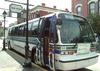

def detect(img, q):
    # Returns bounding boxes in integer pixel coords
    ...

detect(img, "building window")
[76,6,82,15]
[99,1,100,14]
[89,2,95,14]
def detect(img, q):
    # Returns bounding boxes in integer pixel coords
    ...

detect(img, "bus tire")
[8,41,12,50]
[31,48,37,64]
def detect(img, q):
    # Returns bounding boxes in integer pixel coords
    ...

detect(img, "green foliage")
[87,14,100,35]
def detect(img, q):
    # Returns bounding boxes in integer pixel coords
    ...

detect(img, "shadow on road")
[5,49,43,71]
[6,49,25,65]
[72,68,92,71]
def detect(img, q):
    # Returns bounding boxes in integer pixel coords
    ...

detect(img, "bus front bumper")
[55,55,99,71]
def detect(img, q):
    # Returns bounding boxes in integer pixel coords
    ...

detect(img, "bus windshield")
[60,14,95,43]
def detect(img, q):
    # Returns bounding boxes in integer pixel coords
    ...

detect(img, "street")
[0,39,100,71]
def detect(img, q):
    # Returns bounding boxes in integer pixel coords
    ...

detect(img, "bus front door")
[43,36,49,65]
[37,18,50,66]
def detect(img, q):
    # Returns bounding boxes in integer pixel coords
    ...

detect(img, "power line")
[0,8,9,10]
[0,14,26,19]
[5,0,34,6]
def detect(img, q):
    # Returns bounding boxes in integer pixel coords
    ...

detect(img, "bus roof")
[9,12,86,28]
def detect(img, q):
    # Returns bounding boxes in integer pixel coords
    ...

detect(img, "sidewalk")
[0,39,22,71]
[0,50,45,71]
[0,51,23,71]
[0,39,45,71]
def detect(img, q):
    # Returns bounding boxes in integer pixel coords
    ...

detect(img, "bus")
[7,12,98,71]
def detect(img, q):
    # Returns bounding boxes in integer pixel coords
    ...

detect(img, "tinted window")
[59,13,95,43]
[31,20,39,36]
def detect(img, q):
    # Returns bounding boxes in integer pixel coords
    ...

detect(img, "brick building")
[72,0,100,17]
[17,3,68,24]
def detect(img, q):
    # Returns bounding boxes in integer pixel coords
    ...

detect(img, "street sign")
[9,4,23,13]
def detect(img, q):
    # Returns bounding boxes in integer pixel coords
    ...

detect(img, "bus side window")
[31,20,38,37]
[17,27,19,36]
[31,27,38,37]
[23,25,26,37]
[49,19,58,43]
[11,29,12,36]
[19,26,21,36]
[31,23,35,36]
[16,27,18,36]
[20,26,24,36]
[34,28,38,36]
[15,27,17,36]
[28,22,32,37]
[22,26,25,36]
[11,28,15,36]
[8,28,11,36]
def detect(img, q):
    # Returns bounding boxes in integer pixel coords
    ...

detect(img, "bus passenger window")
[49,19,58,43]
[31,28,38,37]
[28,23,32,37]
[31,20,39,37]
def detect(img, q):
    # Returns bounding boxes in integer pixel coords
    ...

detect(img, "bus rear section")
[48,13,98,71]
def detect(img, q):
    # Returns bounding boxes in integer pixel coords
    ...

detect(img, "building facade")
[72,0,100,17]
[17,3,68,24]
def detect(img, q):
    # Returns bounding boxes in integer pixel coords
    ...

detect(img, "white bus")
[7,12,98,71]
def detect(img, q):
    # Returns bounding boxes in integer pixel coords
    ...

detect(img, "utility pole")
[23,0,32,67]
[5,0,34,6]
[2,11,7,51]
[5,0,33,67]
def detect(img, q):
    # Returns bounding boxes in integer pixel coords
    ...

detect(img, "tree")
[87,14,100,35]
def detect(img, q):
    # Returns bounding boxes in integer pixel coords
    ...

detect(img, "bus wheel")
[8,42,12,50]
[31,48,37,64]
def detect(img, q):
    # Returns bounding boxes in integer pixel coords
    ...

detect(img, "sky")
[0,0,72,27]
